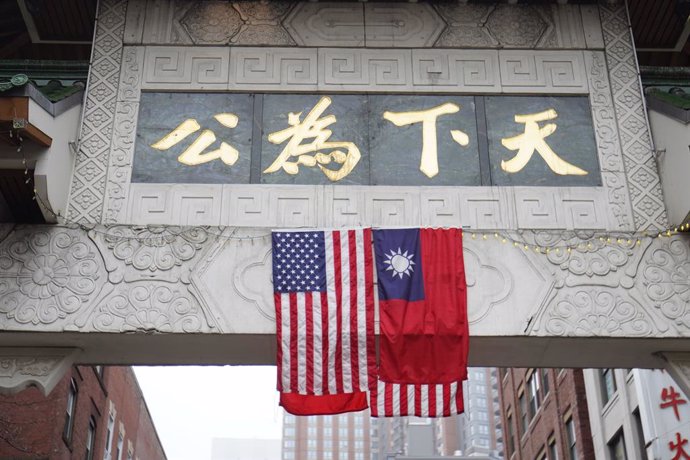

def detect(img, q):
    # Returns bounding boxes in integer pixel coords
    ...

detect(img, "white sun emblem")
[384,247,415,279]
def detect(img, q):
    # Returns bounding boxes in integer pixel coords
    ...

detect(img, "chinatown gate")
[2,0,690,397]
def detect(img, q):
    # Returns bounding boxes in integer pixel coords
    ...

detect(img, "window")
[541,369,550,396]
[324,427,332,436]
[63,378,78,443]
[308,427,316,436]
[355,427,363,437]
[600,369,617,405]
[85,416,97,460]
[308,440,317,448]
[608,430,627,460]
[477,410,488,421]
[536,448,547,460]
[518,392,528,435]
[339,427,348,436]
[355,417,363,426]
[506,413,515,456]
[308,452,317,460]
[285,414,295,425]
[339,452,348,460]
[475,397,487,409]
[284,440,295,448]
[284,427,295,437]
[104,413,115,458]
[565,417,577,460]
[116,433,124,460]
[479,424,489,434]
[339,440,348,449]
[324,417,332,427]
[633,409,647,459]
[283,452,295,460]
[548,436,558,460]
[528,371,542,418]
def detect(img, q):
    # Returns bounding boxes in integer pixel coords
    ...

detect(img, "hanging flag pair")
[271,228,468,417]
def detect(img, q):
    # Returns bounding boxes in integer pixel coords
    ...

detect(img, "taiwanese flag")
[373,228,468,384]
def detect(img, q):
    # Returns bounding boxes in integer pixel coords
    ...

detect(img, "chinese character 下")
[660,386,687,421]
[501,109,588,176]
[383,103,469,179]
[670,433,690,460]
[263,96,361,182]
[151,113,240,166]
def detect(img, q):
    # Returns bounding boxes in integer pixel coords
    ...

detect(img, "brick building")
[0,366,166,460]
[498,369,593,460]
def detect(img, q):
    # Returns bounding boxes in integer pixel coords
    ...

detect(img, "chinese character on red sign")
[669,432,690,460]
[660,386,688,421]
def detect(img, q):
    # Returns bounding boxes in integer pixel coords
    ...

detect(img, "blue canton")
[272,231,327,293]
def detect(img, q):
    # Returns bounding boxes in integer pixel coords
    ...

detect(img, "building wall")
[648,108,690,226]
[0,366,165,460]
[498,368,594,460]
[283,411,372,460]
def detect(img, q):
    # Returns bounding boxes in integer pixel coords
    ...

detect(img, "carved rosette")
[0,229,105,327]
[102,225,208,272]
[88,284,212,333]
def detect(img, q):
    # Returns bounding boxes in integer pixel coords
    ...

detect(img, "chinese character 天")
[263,96,361,182]
[151,113,240,166]
[501,109,588,176]
[383,102,470,179]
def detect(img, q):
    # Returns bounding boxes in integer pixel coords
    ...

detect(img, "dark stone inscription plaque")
[369,95,480,186]
[132,93,254,184]
[132,93,601,187]
[485,96,601,187]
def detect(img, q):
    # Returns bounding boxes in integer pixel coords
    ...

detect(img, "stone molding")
[125,184,610,230]
[0,348,79,395]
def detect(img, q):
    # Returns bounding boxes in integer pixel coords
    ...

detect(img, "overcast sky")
[134,366,283,460]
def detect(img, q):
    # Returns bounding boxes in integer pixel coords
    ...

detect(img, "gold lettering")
[150,113,240,166]
[500,109,587,176]
[383,103,469,178]
[263,96,361,182]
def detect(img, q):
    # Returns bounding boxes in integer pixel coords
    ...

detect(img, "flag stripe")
[332,231,344,394]
[340,231,352,393]
[275,292,284,392]
[348,230,360,392]
[324,233,337,395]
[312,292,322,395]
[370,380,465,417]
[305,293,314,394]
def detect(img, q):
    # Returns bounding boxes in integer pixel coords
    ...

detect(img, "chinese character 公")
[669,432,690,460]
[151,113,240,166]
[661,386,687,421]
[383,103,469,178]
[263,96,361,182]
[500,109,588,176]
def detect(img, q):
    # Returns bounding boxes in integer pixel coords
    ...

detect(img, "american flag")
[273,228,375,396]
[369,380,465,417]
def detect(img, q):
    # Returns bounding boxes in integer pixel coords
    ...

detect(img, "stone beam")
[0,225,688,371]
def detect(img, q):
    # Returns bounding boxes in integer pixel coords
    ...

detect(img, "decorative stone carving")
[600,4,667,231]
[103,101,138,224]
[463,242,512,324]
[434,4,496,48]
[86,283,213,333]
[0,229,106,326]
[102,226,208,272]
[642,238,690,330]
[533,289,656,337]
[0,348,79,395]
[167,0,296,46]
[67,0,126,223]
[486,5,549,48]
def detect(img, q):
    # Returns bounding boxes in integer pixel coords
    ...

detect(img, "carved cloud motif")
[643,238,690,329]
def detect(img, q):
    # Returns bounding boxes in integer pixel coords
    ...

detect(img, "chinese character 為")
[263,96,361,182]
[500,109,588,176]
[660,386,687,421]
[151,113,240,166]
[383,103,469,178]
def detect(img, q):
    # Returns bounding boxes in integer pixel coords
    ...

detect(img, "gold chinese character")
[383,103,469,178]
[263,96,361,182]
[500,109,587,175]
[151,113,240,166]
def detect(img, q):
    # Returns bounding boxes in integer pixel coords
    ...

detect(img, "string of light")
[10,128,689,250]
